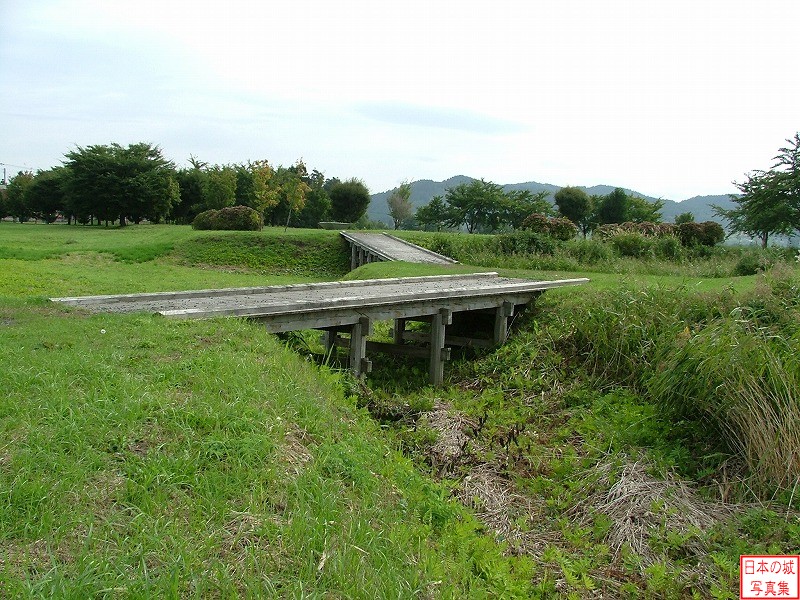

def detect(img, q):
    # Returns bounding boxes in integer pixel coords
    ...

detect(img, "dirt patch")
[0,538,51,578]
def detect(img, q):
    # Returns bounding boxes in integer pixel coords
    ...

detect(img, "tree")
[773,132,800,228]
[173,165,206,224]
[329,178,370,223]
[714,133,800,247]
[5,171,34,222]
[675,211,695,225]
[626,195,664,223]
[444,179,506,233]
[25,168,67,223]
[387,181,414,229]
[294,169,331,228]
[716,170,794,247]
[64,143,178,225]
[201,165,238,212]
[277,162,311,229]
[554,186,592,237]
[502,189,552,230]
[595,187,629,225]
[415,195,450,231]
[236,160,279,219]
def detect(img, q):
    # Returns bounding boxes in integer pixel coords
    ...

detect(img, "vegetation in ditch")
[353,263,800,597]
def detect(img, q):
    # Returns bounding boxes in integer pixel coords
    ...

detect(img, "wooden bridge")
[52,273,588,385]
[341,232,458,269]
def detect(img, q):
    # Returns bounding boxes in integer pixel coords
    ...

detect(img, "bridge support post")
[350,245,358,270]
[349,316,372,377]
[429,308,452,386]
[493,301,515,346]
[392,318,407,345]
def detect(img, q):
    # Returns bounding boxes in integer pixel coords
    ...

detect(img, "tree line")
[5,133,797,244]
[402,179,665,235]
[0,143,372,228]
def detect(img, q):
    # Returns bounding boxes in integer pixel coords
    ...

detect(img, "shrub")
[595,222,675,240]
[547,216,579,241]
[733,252,771,276]
[520,213,577,241]
[593,224,621,241]
[520,213,550,235]
[192,205,262,231]
[676,221,725,247]
[495,231,556,255]
[698,221,725,246]
[653,236,683,261]
[564,239,614,264]
[610,233,653,258]
[192,209,219,230]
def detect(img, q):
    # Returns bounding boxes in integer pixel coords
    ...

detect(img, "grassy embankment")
[1,222,799,597]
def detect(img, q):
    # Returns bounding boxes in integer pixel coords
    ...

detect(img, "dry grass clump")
[422,402,553,556]
[571,458,733,564]
[420,401,476,476]
[456,464,552,556]
[281,423,314,476]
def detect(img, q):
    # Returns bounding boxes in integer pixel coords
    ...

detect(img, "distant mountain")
[368,176,736,225]
[663,195,735,223]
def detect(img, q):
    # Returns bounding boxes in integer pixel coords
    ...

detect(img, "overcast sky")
[2,0,798,199]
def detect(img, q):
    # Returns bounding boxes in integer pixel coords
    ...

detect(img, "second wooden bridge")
[340,231,458,269]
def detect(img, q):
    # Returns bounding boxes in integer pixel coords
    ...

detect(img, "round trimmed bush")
[548,216,579,241]
[677,221,725,247]
[192,205,262,231]
[191,209,219,230]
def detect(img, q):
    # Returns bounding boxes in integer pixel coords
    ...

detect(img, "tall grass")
[539,265,800,494]
[649,322,800,492]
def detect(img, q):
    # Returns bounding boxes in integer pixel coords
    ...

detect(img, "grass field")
[1,222,798,598]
